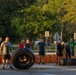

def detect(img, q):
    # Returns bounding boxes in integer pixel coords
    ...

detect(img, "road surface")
[0,63,76,75]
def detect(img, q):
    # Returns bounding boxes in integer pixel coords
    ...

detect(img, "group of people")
[0,36,75,69]
[18,38,76,65]
[36,38,76,65]
[18,39,31,49]
[0,37,32,69]
[56,39,76,65]
[18,38,47,64]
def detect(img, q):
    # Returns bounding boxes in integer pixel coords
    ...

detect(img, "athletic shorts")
[57,52,63,57]
[39,51,45,55]
[3,54,10,60]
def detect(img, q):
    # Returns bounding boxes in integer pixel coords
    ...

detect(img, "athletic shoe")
[2,65,5,69]
[42,62,45,64]
[38,62,40,64]
[5,64,8,68]
[10,66,14,69]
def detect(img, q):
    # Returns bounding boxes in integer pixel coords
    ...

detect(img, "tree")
[11,3,61,40]
[62,0,76,33]
[43,0,76,41]
[1,0,75,42]
[0,0,36,42]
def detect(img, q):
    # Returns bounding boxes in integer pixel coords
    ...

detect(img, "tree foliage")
[0,0,76,42]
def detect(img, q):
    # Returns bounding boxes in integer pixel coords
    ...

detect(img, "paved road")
[0,63,76,75]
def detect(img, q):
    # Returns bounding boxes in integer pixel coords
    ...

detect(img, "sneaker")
[38,62,40,64]
[10,66,14,69]
[42,62,45,64]
[5,64,8,68]
[2,65,5,69]
[55,62,58,65]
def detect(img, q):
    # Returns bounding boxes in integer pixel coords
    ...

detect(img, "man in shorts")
[37,38,46,64]
[0,37,13,69]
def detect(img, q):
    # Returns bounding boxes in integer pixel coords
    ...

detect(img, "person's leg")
[7,54,14,69]
[73,51,74,56]
[42,55,45,64]
[56,53,59,65]
[38,51,41,64]
[41,51,45,64]
[2,55,6,69]
[56,55,58,65]
[72,50,74,56]
[3,55,10,68]
[58,56,60,64]
[68,53,71,58]
[2,59,6,67]
[38,55,40,64]
[66,54,68,58]
[5,59,9,67]
[9,59,14,69]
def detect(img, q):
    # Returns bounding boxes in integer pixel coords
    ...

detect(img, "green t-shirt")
[70,41,75,51]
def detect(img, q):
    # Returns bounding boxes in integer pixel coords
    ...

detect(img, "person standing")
[65,43,71,58]
[37,38,46,64]
[25,39,31,49]
[0,37,13,69]
[70,39,75,56]
[56,41,64,65]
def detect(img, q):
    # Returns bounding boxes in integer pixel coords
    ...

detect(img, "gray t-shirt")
[1,41,12,55]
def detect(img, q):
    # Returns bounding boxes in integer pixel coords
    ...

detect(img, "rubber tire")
[70,58,76,65]
[12,48,35,70]
[59,58,71,66]
[59,58,76,66]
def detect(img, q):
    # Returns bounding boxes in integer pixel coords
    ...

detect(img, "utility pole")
[61,22,63,41]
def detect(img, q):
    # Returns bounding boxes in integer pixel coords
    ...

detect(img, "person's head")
[26,39,30,43]
[66,43,69,46]
[40,38,44,42]
[21,39,25,44]
[5,37,9,42]
[70,38,73,42]
[61,41,64,45]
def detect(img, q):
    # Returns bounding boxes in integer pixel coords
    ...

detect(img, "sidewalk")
[0,63,76,75]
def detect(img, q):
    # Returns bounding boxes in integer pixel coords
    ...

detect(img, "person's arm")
[9,42,12,55]
[0,42,4,55]
[44,42,47,50]
[0,42,4,51]
[36,43,39,50]
[25,43,27,48]
[64,45,67,54]
[56,44,59,53]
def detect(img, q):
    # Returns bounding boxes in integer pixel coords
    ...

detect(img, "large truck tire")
[70,58,76,65]
[59,58,76,66]
[12,48,35,70]
[59,58,71,66]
